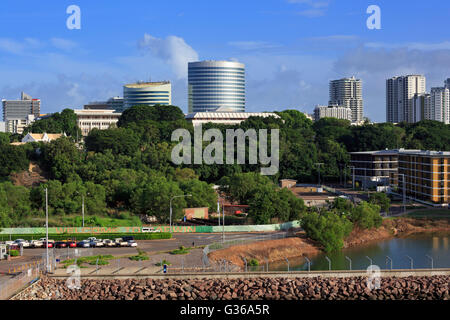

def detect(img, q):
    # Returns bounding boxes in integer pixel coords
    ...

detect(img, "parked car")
[54,241,68,248]
[127,240,138,247]
[121,236,134,242]
[14,239,30,248]
[114,238,128,247]
[39,238,55,244]
[30,240,43,248]
[87,237,97,242]
[77,241,90,248]
[67,241,77,248]
[142,227,161,233]
[103,239,116,247]
[43,241,53,248]
[89,240,104,248]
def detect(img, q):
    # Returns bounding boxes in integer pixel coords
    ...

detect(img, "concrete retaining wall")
[48,268,450,280]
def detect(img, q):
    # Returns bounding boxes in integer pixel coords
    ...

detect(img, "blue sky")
[1,0,449,122]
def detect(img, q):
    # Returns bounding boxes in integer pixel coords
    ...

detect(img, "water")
[268,232,450,271]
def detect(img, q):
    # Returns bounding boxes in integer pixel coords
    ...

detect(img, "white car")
[30,240,43,248]
[142,227,161,233]
[114,238,128,247]
[14,239,30,248]
[127,240,138,247]
[89,240,104,248]
[103,239,116,247]
[77,240,91,248]
[39,238,55,243]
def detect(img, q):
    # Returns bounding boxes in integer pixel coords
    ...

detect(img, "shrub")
[248,259,259,266]
[129,248,149,261]
[170,246,190,255]
[9,250,19,257]
[301,211,353,252]
[350,201,383,229]
[89,259,109,266]
[155,259,171,266]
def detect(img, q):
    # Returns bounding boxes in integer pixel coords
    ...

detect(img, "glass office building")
[188,60,245,113]
[123,81,171,110]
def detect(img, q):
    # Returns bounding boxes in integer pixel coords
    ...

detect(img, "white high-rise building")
[412,93,431,123]
[386,75,426,123]
[2,92,40,134]
[430,87,450,124]
[188,60,245,113]
[313,105,352,122]
[445,78,450,89]
[329,76,363,124]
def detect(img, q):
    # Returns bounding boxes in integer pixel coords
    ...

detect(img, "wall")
[0,221,301,235]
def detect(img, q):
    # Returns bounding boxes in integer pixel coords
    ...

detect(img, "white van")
[142,227,160,233]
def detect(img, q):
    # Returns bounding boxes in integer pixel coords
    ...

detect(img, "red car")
[43,241,53,248]
[67,241,77,248]
[54,242,68,248]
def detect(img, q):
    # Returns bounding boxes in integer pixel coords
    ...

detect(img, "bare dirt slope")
[208,236,321,267]
[345,218,450,248]
[10,161,47,187]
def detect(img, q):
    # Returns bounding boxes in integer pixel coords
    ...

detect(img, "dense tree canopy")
[23,109,81,139]
[0,102,449,227]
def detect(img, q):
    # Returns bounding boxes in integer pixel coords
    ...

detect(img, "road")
[0,231,286,273]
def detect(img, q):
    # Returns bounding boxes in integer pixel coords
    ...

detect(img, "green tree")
[40,137,82,182]
[350,201,383,229]
[369,192,391,214]
[85,128,139,156]
[301,211,353,252]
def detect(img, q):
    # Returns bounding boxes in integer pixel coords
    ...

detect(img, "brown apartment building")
[349,149,400,187]
[398,150,450,205]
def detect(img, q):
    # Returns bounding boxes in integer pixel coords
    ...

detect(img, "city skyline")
[1,1,450,122]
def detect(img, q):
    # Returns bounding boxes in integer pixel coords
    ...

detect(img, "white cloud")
[308,35,359,42]
[288,0,330,17]
[228,41,281,51]
[296,9,326,17]
[288,0,330,8]
[365,41,450,51]
[51,38,78,51]
[138,34,199,79]
[0,38,41,54]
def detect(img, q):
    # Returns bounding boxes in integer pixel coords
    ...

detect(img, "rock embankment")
[15,276,450,300]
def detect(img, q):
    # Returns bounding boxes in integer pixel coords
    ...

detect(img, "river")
[267,232,450,271]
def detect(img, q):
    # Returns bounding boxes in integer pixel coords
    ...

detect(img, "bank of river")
[268,232,450,271]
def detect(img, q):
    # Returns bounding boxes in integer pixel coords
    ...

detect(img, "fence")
[42,248,96,272]
[0,264,42,300]
[202,232,289,272]
[0,221,302,235]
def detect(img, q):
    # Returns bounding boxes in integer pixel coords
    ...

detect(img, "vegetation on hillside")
[0,104,448,228]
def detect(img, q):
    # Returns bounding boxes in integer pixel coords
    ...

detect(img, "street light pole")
[315,163,324,186]
[170,194,192,234]
[45,187,49,273]
[82,195,85,228]
[222,199,225,243]
[349,166,355,190]
[398,173,406,213]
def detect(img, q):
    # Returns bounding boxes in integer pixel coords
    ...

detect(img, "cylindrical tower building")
[188,60,245,113]
[123,81,171,111]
